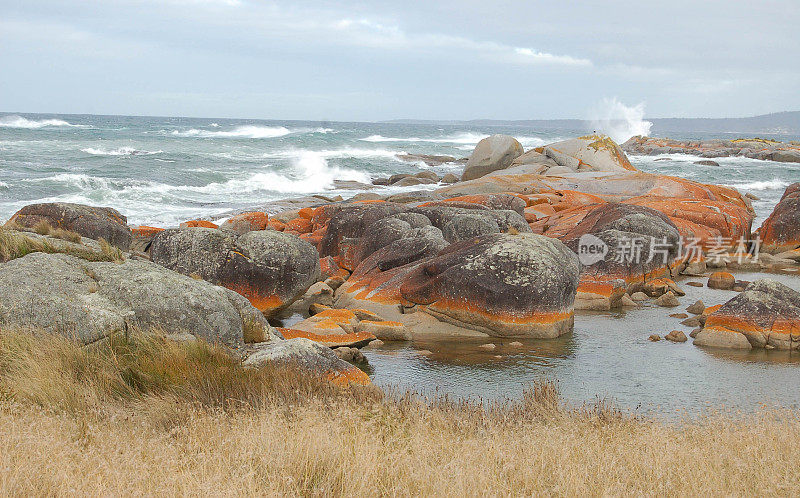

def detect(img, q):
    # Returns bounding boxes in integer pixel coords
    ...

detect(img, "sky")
[1,0,798,121]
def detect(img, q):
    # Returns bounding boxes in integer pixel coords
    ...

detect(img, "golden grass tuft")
[0,329,799,495]
[0,227,123,263]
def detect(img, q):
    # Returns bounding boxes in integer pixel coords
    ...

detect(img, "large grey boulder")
[461,135,524,181]
[7,202,132,250]
[0,252,276,348]
[150,228,321,316]
[542,135,635,173]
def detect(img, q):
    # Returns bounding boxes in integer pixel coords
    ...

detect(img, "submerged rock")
[0,252,276,348]
[7,202,132,250]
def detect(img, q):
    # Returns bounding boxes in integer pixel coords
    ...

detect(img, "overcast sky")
[1,0,798,121]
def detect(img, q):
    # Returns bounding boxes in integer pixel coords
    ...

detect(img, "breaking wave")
[588,98,652,144]
[172,125,292,139]
[725,179,791,191]
[0,115,84,129]
[82,147,163,156]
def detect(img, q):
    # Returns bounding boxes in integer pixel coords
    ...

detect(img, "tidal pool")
[361,270,800,416]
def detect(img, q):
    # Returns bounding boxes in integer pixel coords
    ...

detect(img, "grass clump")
[0,227,123,263]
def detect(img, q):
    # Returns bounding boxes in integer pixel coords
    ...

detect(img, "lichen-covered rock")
[219,211,269,234]
[461,135,524,181]
[561,203,681,310]
[243,338,370,386]
[8,202,132,250]
[694,279,800,350]
[0,252,276,348]
[356,320,411,341]
[708,271,736,290]
[399,233,580,338]
[541,135,636,173]
[150,228,320,316]
[758,183,800,254]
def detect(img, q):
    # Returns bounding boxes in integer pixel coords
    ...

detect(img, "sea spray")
[588,98,652,143]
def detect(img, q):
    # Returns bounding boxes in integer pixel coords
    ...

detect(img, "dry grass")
[32,220,83,243]
[0,226,123,263]
[0,330,798,496]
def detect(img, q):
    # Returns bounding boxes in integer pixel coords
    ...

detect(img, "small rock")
[509,341,523,347]
[689,328,701,338]
[363,339,384,349]
[356,320,411,341]
[745,192,760,201]
[478,343,496,351]
[670,313,689,319]
[630,291,649,301]
[686,281,704,287]
[708,271,736,290]
[324,275,345,290]
[681,260,707,276]
[686,300,705,315]
[415,170,440,182]
[418,349,433,356]
[681,316,702,327]
[371,178,390,186]
[648,334,661,342]
[665,330,688,342]
[694,160,720,166]
[440,173,459,184]
[655,291,680,307]
[388,174,413,184]
[620,294,638,307]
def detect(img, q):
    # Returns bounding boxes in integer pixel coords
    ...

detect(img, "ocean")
[2,113,799,228]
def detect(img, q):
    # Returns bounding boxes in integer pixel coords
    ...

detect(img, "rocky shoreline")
[622,135,800,162]
[2,133,799,386]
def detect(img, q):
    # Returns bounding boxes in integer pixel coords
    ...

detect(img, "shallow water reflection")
[363,271,800,416]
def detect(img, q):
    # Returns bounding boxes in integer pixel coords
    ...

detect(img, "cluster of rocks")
[622,136,800,163]
[3,132,800,388]
[371,170,459,187]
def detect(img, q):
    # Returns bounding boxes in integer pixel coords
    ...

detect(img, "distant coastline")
[384,111,800,136]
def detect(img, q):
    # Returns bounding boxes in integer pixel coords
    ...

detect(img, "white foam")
[82,147,162,156]
[725,179,791,191]
[0,181,9,189]
[0,115,84,129]
[360,132,489,145]
[588,98,652,143]
[172,125,292,139]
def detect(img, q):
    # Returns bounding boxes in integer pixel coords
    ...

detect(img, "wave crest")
[82,147,162,156]
[172,125,292,139]
[0,115,83,129]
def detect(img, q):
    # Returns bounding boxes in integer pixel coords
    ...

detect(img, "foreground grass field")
[0,330,798,496]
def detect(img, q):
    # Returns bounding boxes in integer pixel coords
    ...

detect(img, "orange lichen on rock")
[222,283,283,313]
[222,212,269,232]
[180,219,218,229]
[320,255,349,280]
[758,183,800,253]
[286,217,313,234]
[267,219,286,231]
[326,367,371,386]
[132,226,164,238]
[279,328,376,348]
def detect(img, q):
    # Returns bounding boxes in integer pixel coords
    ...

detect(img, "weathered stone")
[695,279,800,350]
[244,338,370,386]
[648,334,661,342]
[0,252,275,348]
[686,300,706,315]
[461,135,524,181]
[151,228,320,316]
[708,271,736,290]
[655,291,680,307]
[8,202,132,250]
[356,320,411,341]
[759,183,800,253]
[665,330,687,342]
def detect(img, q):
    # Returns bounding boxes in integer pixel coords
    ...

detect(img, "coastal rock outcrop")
[0,252,276,348]
[7,202,132,250]
[461,135,524,181]
[694,279,800,349]
[150,227,321,316]
[561,203,682,309]
[338,232,581,338]
[622,136,800,163]
[758,183,800,254]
